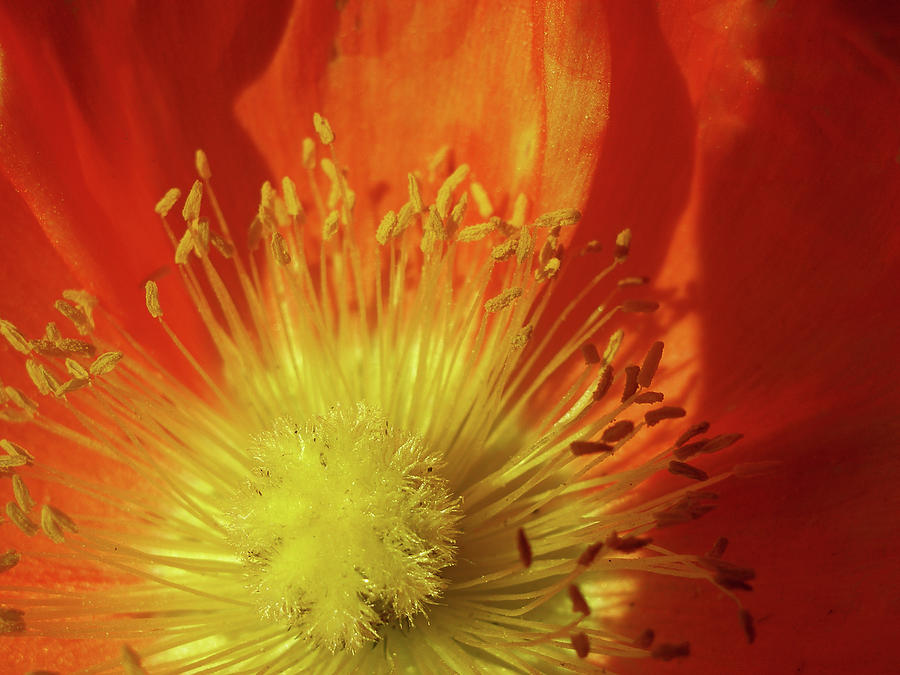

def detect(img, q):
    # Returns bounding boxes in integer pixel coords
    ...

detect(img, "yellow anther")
[408,173,424,214]
[301,137,316,169]
[457,221,496,242]
[484,287,523,313]
[90,351,124,376]
[376,211,398,245]
[615,229,632,261]
[323,210,341,240]
[65,358,90,380]
[175,229,194,265]
[182,180,203,222]
[271,232,292,265]
[145,281,163,319]
[511,193,528,229]
[12,475,34,512]
[154,188,181,217]
[469,181,494,218]
[0,319,32,354]
[313,112,335,145]
[195,149,211,180]
[282,176,302,218]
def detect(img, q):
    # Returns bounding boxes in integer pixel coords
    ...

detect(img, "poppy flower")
[1,1,897,673]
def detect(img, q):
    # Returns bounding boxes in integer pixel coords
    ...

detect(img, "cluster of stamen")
[0,114,758,672]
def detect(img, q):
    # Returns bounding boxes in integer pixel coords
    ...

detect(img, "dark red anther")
[516,527,532,568]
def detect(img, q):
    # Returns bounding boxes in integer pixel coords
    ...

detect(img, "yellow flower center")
[224,403,460,652]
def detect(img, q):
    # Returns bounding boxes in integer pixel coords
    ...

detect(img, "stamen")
[0,114,753,673]
[651,642,690,661]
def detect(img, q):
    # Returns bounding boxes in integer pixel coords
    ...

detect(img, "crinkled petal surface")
[0,0,898,673]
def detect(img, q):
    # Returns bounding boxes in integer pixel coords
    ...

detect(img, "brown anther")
[614,228,632,261]
[577,542,603,567]
[57,338,96,358]
[655,495,717,528]
[607,532,653,553]
[621,365,640,402]
[0,607,25,634]
[570,632,590,659]
[568,584,591,615]
[54,300,90,335]
[6,501,38,536]
[638,341,664,388]
[673,439,708,461]
[676,421,711,447]
[538,237,558,268]
[621,299,660,313]
[708,537,729,559]
[601,420,635,443]
[636,628,655,649]
[617,276,650,287]
[323,211,340,240]
[0,550,20,574]
[581,240,602,254]
[699,433,744,455]
[29,339,58,358]
[644,406,687,427]
[270,232,292,265]
[516,527,533,568]
[739,609,756,644]
[593,366,614,401]
[698,557,756,585]
[634,391,664,404]
[651,642,690,661]
[668,461,709,482]
[580,343,600,365]
[122,644,149,675]
[570,441,614,457]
